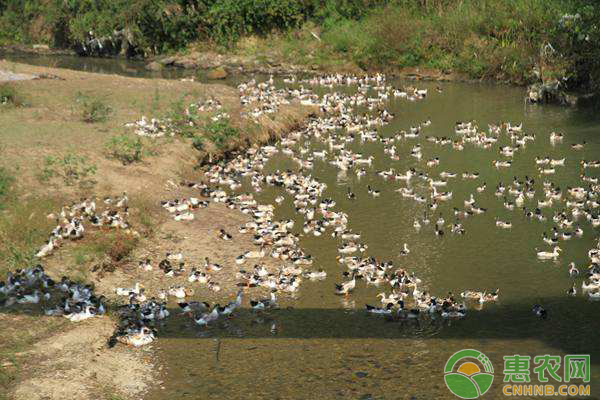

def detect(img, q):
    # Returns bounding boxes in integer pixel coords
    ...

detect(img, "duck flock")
[2,73,600,347]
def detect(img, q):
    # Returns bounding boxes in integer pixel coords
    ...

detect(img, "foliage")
[76,92,112,123]
[192,135,205,151]
[39,153,97,187]
[0,83,27,107]
[105,134,144,164]
[0,196,56,275]
[204,117,239,150]
[163,98,201,138]
[2,0,600,91]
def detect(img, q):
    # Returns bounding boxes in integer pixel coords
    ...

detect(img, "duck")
[536,247,561,260]
[218,229,232,240]
[244,247,267,259]
[367,185,380,197]
[65,305,96,322]
[250,291,278,310]
[365,303,393,315]
[304,269,327,279]
[532,304,547,319]
[588,291,600,300]
[335,275,357,295]
[116,326,156,347]
[581,280,600,291]
[567,284,577,296]
[115,282,141,296]
[167,286,189,299]
[220,290,243,316]
[195,305,220,326]
[16,290,41,304]
[495,219,512,229]
[204,258,223,272]
[346,188,356,200]
[399,243,410,256]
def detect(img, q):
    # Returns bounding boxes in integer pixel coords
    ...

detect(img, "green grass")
[38,152,97,187]
[0,167,14,208]
[204,117,239,151]
[163,98,201,138]
[0,83,27,107]
[105,134,144,164]
[0,196,57,276]
[76,92,112,123]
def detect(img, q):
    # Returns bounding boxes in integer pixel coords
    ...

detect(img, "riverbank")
[0,61,314,399]
[1,0,599,98]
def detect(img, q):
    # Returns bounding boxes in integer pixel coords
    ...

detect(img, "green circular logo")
[444,349,494,399]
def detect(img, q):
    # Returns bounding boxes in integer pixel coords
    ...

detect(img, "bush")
[204,117,239,150]
[105,134,143,164]
[39,153,97,187]
[0,83,27,107]
[76,92,112,123]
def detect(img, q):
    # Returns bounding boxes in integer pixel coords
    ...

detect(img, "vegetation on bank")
[0,1,599,91]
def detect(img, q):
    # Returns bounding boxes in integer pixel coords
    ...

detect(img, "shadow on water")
[3,295,599,360]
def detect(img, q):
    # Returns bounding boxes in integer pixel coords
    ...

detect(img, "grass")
[105,134,144,165]
[0,83,27,107]
[0,195,58,278]
[38,153,97,187]
[227,0,592,88]
[204,116,239,151]
[76,92,112,123]
[163,98,201,138]
[0,314,68,398]
[0,167,14,209]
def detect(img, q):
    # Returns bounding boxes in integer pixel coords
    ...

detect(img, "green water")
[6,54,598,399]
[150,81,600,399]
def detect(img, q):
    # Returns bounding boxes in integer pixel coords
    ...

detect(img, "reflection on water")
[150,80,600,399]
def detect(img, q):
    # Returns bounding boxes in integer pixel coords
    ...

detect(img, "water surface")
[151,80,600,399]
[7,53,598,398]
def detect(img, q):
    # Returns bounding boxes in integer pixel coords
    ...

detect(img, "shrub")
[76,92,112,123]
[204,117,239,150]
[105,134,143,164]
[0,83,27,107]
[39,153,97,187]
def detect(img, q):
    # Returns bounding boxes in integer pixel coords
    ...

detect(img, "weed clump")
[0,83,27,107]
[204,117,239,150]
[39,153,97,187]
[76,92,112,123]
[105,134,144,165]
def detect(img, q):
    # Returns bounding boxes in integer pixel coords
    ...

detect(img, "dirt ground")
[0,61,314,400]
